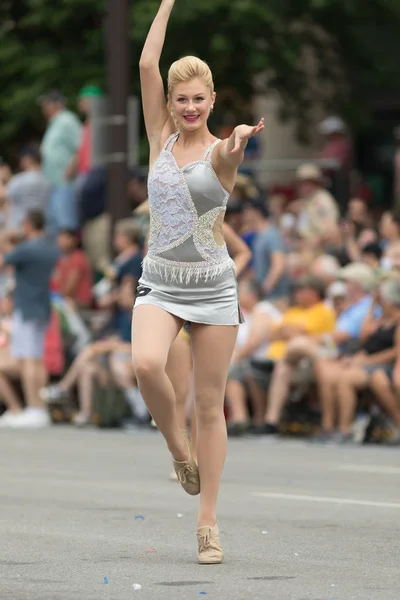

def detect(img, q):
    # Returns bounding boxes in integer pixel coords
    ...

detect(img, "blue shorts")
[363,363,393,379]
[11,312,48,360]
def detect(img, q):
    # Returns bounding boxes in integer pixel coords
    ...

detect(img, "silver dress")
[134,132,244,326]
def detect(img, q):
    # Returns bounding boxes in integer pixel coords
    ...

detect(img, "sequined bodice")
[144,132,233,283]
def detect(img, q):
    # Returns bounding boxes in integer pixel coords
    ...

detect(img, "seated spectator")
[41,219,146,425]
[243,199,290,309]
[52,229,93,308]
[255,275,336,436]
[294,164,340,251]
[42,338,141,427]
[80,168,148,273]
[225,280,281,435]
[313,277,400,444]
[319,263,380,356]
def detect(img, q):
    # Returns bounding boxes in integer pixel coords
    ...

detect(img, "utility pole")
[105,0,130,227]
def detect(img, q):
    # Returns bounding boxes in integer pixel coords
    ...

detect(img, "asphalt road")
[1,427,399,600]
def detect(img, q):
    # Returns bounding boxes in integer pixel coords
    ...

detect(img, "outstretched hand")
[230,118,265,154]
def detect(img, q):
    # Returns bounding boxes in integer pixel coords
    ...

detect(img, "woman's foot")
[172,430,200,495]
[197,524,224,564]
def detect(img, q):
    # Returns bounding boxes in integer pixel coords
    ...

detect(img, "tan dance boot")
[172,430,200,495]
[197,524,224,564]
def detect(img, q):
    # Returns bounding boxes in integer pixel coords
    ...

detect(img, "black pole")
[106,0,130,230]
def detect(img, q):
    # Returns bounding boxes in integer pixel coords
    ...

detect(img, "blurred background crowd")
[1,0,400,447]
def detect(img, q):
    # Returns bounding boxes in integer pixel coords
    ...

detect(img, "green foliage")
[0,0,399,160]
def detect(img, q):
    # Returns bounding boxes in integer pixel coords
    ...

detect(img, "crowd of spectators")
[0,91,399,447]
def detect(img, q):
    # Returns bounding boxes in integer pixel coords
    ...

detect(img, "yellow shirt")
[267,302,336,361]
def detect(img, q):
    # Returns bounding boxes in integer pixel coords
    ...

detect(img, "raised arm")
[139,0,176,151]
[216,118,265,170]
[213,118,265,192]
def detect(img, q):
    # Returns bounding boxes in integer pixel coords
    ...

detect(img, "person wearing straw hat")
[295,163,340,248]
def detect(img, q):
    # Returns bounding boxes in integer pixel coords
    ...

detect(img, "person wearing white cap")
[295,163,340,247]
[317,115,352,205]
[318,115,351,169]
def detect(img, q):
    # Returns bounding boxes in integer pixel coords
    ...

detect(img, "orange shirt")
[267,302,336,361]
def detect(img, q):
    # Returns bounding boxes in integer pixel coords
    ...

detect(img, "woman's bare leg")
[225,379,248,423]
[369,370,400,427]
[58,340,116,391]
[190,399,197,463]
[336,368,368,434]
[76,361,108,418]
[166,333,192,430]
[314,359,340,431]
[109,353,134,391]
[190,323,238,528]
[0,356,21,412]
[132,306,188,461]
[58,348,95,391]
[246,376,267,426]
[0,373,21,412]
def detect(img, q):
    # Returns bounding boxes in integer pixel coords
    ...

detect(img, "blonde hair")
[168,56,214,100]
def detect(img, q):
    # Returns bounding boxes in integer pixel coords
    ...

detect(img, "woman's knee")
[195,387,225,426]
[132,352,165,381]
[369,370,391,392]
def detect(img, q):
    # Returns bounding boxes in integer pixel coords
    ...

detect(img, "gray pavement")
[1,427,399,600]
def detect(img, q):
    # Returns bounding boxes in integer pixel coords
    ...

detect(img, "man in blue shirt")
[243,199,290,309]
[0,210,58,428]
[331,263,380,352]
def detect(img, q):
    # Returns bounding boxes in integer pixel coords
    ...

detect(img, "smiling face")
[170,78,215,132]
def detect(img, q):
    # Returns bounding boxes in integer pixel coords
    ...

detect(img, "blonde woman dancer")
[132,0,264,564]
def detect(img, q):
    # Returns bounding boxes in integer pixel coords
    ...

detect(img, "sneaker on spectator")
[40,385,68,404]
[227,421,251,437]
[260,423,279,437]
[333,432,355,445]
[72,412,91,427]
[386,427,400,446]
[309,429,336,444]
[0,411,24,428]
[249,424,267,435]
[5,408,50,429]
[351,413,371,444]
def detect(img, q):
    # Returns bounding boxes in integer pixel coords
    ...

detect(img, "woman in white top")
[226,280,281,434]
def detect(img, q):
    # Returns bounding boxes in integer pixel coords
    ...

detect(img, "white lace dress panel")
[143,133,234,284]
